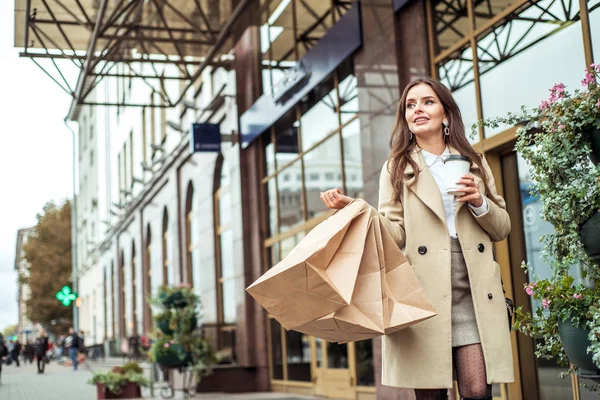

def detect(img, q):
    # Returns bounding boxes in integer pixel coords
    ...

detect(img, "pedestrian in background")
[11,340,21,367]
[66,327,80,371]
[320,77,513,400]
[35,329,49,374]
[0,334,8,384]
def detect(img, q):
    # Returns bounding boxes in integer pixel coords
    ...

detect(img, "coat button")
[488,293,493,299]
[478,243,485,253]
[418,246,427,255]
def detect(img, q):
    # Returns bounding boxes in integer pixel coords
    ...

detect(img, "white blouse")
[421,147,488,238]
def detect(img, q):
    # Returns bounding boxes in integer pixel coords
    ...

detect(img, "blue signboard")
[239,2,363,149]
[191,123,221,153]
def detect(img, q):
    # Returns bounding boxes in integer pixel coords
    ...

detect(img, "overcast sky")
[0,2,74,332]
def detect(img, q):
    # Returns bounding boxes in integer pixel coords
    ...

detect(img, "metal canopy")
[15,0,249,117]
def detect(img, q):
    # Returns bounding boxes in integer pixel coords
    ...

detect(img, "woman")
[35,329,49,374]
[319,77,513,400]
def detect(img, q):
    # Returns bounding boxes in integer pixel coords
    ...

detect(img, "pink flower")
[164,343,170,348]
[582,72,595,86]
[596,99,600,109]
[170,340,175,344]
[573,293,583,299]
[525,285,534,296]
[552,83,565,94]
[539,100,549,110]
[542,299,552,308]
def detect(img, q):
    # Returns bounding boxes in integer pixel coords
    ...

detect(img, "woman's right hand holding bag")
[319,188,354,210]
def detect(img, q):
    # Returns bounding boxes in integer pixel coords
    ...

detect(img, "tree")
[2,324,18,338]
[23,200,73,334]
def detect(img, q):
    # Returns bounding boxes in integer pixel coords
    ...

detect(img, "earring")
[409,131,413,140]
[443,120,450,136]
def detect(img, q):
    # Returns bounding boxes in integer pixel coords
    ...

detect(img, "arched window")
[144,224,152,333]
[214,154,236,363]
[185,182,194,286]
[103,266,108,340]
[131,241,138,336]
[111,261,115,339]
[119,250,126,339]
[162,208,169,286]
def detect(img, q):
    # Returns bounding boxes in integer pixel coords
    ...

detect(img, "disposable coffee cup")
[444,155,471,196]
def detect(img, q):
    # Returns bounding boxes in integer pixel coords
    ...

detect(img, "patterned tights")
[414,343,492,400]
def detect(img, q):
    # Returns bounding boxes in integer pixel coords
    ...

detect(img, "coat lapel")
[404,150,448,228]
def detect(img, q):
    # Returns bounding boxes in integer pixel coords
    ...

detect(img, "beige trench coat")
[378,147,514,389]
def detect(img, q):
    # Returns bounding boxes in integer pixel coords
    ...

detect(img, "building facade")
[15,227,35,343]
[21,0,599,399]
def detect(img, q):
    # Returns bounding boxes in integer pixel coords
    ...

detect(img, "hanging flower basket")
[558,320,600,382]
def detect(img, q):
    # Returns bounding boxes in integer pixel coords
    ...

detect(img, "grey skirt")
[451,238,481,347]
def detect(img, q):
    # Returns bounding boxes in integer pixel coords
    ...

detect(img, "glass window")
[220,229,234,278]
[275,110,299,168]
[270,318,284,379]
[478,0,585,137]
[277,160,303,233]
[304,135,342,220]
[591,3,600,62]
[300,77,338,151]
[326,342,348,369]
[342,118,363,199]
[219,190,232,227]
[285,331,311,381]
[516,150,591,399]
[280,232,304,260]
[222,279,236,324]
[265,178,278,236]
[355,340,374,386]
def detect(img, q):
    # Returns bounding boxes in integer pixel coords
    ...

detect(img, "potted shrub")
[150,284,218,382]
[476,65,600,265]
[88,362,150,399]
[513,273,600,382]
[477,65,600,390]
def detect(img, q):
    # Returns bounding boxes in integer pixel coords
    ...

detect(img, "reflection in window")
[517,151,587,399]
[277,160,303,233]
[270,318,283,379]
[215,157,236,363]
[355,340,374,386]
[304,135,342,220]
[479,6,585,137]
[342,118,363,199]
[300,77,338,151]
[286,331,311,382]
[327,342,348,369]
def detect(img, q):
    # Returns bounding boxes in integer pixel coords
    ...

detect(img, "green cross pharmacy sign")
[56,286,77,306]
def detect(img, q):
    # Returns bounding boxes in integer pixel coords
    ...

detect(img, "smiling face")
[405,83,447,140]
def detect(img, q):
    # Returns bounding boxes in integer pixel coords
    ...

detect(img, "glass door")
[312,338,355,399]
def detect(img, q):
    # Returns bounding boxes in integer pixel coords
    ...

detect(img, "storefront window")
[300,77,338,151]
[286,331,311,381]
[261,57,366,385]
[355,340,374,386]
[478,0,585,137]
[591,2,600,62]
[517,151,593,399]
[303,135,342,220]
[277,159,303,233]
[270,318,284,379]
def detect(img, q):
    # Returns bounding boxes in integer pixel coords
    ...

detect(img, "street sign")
[56,286,77,306]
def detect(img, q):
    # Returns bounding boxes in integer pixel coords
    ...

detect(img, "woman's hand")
[319,188,354,209]
[456,174,483,207]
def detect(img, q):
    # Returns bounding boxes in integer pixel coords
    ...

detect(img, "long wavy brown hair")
[387,77,497,204]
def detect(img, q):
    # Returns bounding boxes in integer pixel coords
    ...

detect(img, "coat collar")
[401,145,482,227]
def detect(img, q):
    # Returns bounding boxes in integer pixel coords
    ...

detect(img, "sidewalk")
[0,359,323,400]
